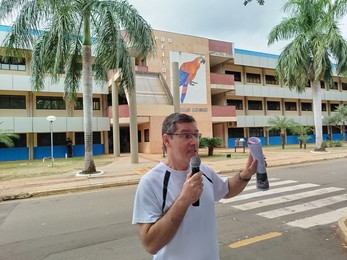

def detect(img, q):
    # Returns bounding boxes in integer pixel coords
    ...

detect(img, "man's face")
[164,122,200,167]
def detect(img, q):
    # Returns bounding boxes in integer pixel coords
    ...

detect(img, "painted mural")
[170,51,207,104]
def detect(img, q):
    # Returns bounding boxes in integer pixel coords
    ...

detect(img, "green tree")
[268,0,347,151]
[0,0,155,173]
[324,104,347,141]
[199,137,223,156]
[267,116,295,149]
[290,123,313,149]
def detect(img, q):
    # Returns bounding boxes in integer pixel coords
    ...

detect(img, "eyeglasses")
[167,133,202,141]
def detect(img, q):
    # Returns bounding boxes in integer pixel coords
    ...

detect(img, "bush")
[327,140,342,147]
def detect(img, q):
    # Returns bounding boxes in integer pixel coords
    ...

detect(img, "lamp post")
[46,115,56,167]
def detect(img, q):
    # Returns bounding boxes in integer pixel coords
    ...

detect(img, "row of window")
[0,56,26,71]
[0,95,100,110]
[227,99,341,112]
[225,70,347,90]
[0,132,102,148]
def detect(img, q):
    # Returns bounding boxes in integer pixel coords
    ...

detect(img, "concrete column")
[129,57,139,163]
[112,79,120,157]
[172,62,180,113]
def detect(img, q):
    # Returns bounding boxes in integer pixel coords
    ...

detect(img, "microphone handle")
[192,166,200,207]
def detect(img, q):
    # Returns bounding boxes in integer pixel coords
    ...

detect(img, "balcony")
[212,105,237,123]
[208,39,233,67]
[210,73,235,94]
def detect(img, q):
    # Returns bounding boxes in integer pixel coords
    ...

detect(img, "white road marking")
[234,187,344,210]
[258,193,347,218]
[286,207,347,228]
[220,183,319,203]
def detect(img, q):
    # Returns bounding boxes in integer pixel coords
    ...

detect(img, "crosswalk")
[219,178,347,229]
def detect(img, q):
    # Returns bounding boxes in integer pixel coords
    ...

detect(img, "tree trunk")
[208,146,214,156]
[299,140,303,148]
[312,80,325,151]
[82,44,96,173]
[280,133,285,149]
[129,57,138,163]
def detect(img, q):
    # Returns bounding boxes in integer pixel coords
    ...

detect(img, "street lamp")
[46,115,56,167]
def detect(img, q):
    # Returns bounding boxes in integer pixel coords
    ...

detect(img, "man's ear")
[162,134,170,147]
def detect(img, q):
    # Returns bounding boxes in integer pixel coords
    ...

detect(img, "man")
[66,138,73,158]
[132,113,257,259]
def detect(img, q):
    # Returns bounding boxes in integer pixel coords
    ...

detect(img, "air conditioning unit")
[227,121,237,127]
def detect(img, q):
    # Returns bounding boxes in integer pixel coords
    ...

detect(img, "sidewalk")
[0,146,347,245]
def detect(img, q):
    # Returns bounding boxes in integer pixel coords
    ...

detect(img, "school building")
[1,25,347,162]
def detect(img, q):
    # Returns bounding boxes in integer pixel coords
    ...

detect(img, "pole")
[50,121,54,167]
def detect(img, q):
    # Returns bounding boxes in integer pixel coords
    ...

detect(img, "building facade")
[1,26,347,161]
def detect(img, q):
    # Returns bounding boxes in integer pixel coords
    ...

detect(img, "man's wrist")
[238,171,251,182]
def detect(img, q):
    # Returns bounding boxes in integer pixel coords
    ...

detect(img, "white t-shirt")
[132,162,229,260]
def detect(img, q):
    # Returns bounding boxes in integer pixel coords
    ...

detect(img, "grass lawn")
[0,141,345,181]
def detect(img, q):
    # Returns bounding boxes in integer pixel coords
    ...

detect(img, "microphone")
[190,155,201,207]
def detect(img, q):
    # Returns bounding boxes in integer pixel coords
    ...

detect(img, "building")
[0,25,110,161]
[1,26,347,161]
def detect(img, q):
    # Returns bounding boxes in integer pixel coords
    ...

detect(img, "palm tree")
[268,0,347,151]
[290,123,313,149]
[267,116,295,149]
[199,137,223,156]
[0,0,155,173]
[325,104,347,141]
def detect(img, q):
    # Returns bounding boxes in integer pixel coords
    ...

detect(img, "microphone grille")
[190,155,201,167]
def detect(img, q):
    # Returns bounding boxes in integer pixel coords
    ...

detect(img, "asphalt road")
[0,158,346,259]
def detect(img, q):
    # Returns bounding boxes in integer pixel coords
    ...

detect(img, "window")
[0,56,26,71]
[0,133,27,148]
[342,83,347,91]
[267,101,280,111]
[268,129,281,136]
[246,73,261,84]
[265,75,278,85]
[36,96,66,110]
[225,70,241,82]
[249,127,263,137]
[285,102,297,111]
[138,130,142,142]
[322,103,327,111]
[227,99,243,110]
[332,126,341,133]
[74,98,100,110]
[329,82,338,90]
[144,129,149,142]
[228,128,244,138]
[75,132,101,144]
[330,104,339,112]
[37,133,66,146]
[301,102,312,111]
[320,81,325,89]
[74,98,83,110]
[248,100,262,110]
[0,95,26,109]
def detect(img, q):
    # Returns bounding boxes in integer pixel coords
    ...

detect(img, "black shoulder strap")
[162,170,171,214]
[203,173,213,184]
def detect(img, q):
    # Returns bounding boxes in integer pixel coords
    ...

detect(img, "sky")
[127,0,347,55]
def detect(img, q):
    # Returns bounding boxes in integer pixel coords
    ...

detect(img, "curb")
[0,179,140,202]
[337,216,347,246]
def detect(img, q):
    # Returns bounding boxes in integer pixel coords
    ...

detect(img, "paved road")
[0,159,346,259]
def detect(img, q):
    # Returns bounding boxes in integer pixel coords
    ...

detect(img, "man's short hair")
[162,113,196,136]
